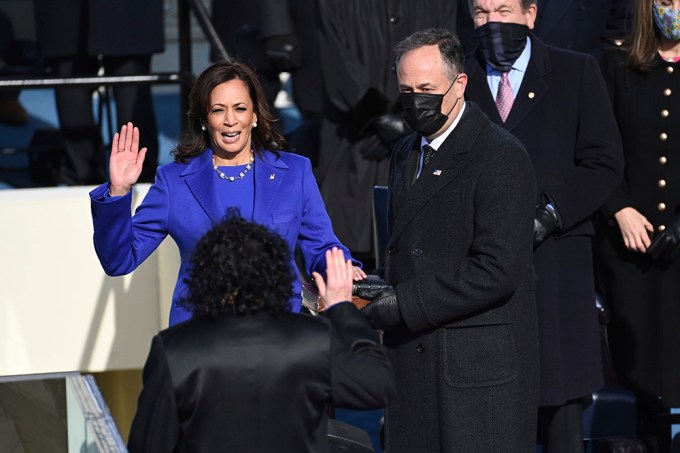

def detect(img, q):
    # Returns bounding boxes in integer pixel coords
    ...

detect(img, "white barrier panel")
[0,184,179,376]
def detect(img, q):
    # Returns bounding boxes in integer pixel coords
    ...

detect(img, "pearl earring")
[253,122,258,128]
[201,125,206,131]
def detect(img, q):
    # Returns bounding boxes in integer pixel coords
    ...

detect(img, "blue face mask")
[653,2,680,41]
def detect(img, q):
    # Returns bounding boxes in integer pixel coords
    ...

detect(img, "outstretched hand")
[312,247,353,311]
[109,122,147,196]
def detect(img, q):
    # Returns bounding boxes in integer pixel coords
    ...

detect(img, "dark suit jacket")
[34,0,164,58]
[381,102,538,452]
[465,35,624,405]
[127,302,395,453]
[534,0,631,59]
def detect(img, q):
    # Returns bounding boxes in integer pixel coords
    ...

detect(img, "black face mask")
[475,22,529,72]
[400,78,458,137]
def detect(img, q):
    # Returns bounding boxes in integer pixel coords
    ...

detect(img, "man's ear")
[455,73,468,97]
[525,4,538,30]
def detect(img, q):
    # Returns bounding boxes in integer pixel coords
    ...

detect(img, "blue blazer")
[90,149,355,326]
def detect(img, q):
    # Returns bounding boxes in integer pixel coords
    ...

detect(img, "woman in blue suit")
[90,60,365,326]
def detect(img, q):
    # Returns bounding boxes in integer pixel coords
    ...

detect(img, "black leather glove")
[361,287,402,330]
[264,34,302,71]
[358,135,392,161]
[372,112,410,154]
[648,217,680,261]
[533,205,559,247]
[352,275,390,300]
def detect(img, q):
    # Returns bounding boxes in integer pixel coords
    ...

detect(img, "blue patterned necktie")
[422,144,436,166]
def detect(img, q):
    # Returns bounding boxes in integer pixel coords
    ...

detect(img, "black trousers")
[51,55,159,185]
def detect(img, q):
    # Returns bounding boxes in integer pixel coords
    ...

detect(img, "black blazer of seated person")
[128,214,395,453]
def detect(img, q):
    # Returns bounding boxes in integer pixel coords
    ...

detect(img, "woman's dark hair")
[180,211,294,318]
[626,0,661,72]
[172,59,288,163]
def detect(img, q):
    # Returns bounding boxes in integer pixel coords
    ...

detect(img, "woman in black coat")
[596,0,680,450]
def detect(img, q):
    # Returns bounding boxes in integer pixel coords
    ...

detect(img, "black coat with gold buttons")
[596,48,680,408]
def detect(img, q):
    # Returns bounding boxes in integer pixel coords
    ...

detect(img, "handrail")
[0,73,183,88]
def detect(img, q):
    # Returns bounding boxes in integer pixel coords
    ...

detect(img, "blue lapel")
[252,150,289,225]
[182,150,223,224]
[181,149,289,225]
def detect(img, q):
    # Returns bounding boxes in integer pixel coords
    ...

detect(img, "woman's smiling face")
[205,79,258,158]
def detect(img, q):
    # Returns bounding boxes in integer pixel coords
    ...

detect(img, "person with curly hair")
[90,59,365,326]
[127,215,395,452]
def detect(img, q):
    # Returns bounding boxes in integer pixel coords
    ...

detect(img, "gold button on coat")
[664,88,672,96]
[659,179,667,188]
[660,156,668,165]
[659,225,666,232]
[667,66,675,74]
[660,132,668,141]
[658,202,667,212]
[662,109,670,117]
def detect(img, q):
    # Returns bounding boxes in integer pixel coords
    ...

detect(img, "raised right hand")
[109,122,147,196]
[614,207,653,252]
[312,247,353,311]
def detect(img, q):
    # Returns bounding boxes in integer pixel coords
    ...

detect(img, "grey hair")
[394,28,465,81]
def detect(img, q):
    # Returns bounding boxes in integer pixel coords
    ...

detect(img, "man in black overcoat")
[360,28,539,452]
[463,0,624,450]
[315,0,473,262]
[34,0,164,185]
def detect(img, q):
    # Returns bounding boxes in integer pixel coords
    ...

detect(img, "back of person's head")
[180,211,294,318]
[395,28,465,80]
[173,58,286,161]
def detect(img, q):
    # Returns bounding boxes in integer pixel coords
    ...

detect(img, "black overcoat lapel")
[464,35,551,131]
[389,104,486,243]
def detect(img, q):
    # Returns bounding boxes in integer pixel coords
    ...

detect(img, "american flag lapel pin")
[433,169,442,176]
[270,173,276,180]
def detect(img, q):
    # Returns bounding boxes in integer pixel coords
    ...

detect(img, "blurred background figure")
[211,0,323,166]
[596,0,680,450]
[315,0,474,267]
[0,7,36,126]
[533,0,632,60]
[33,0,164,185]
[210,0,280,112]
